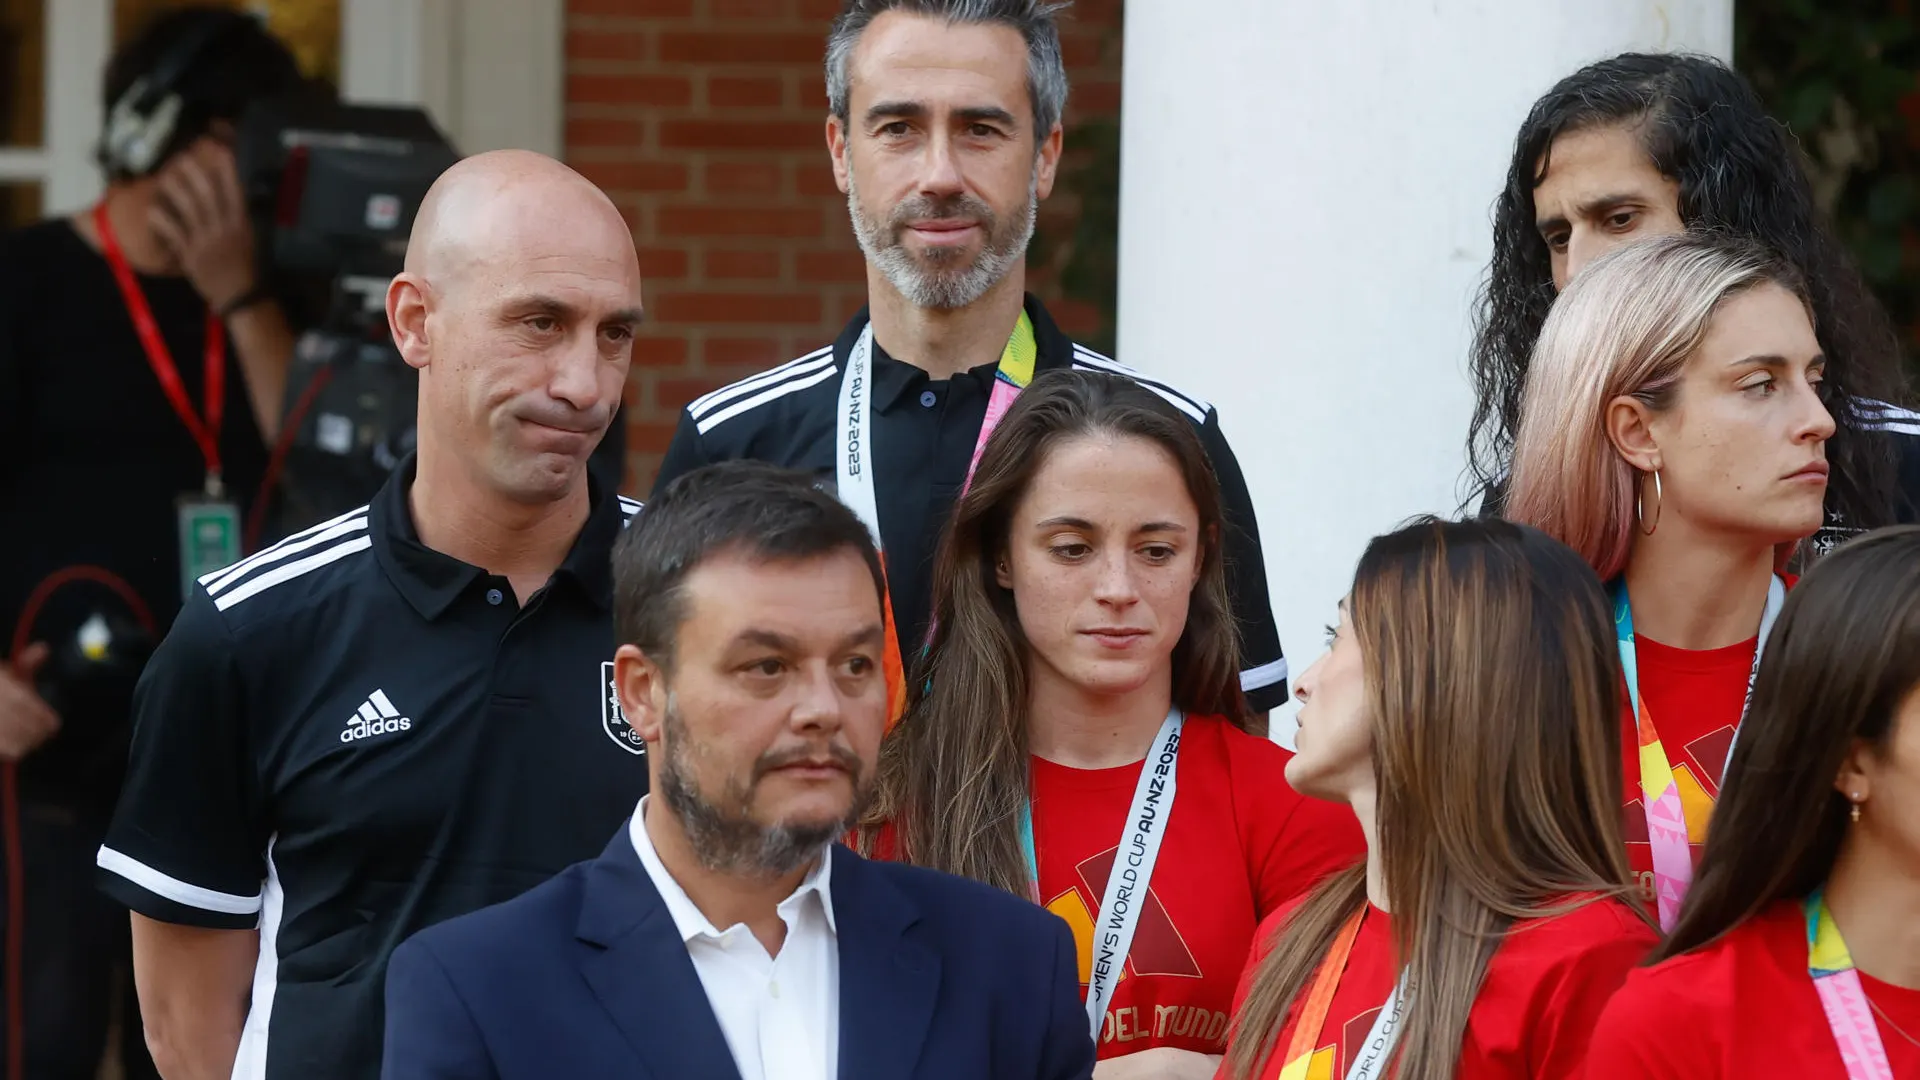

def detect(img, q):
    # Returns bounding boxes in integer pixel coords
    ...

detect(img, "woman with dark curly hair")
[1466,53,1918,545]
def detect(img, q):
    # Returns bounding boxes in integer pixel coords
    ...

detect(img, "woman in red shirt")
[1219,517,1659,1080]
[862,370,1363,1079]
[1586,525,1920,1078]
[1506,232,1846,927]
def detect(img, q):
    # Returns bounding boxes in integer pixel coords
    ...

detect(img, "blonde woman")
[1219,518,1657,1080]
[1506,231,1848,927]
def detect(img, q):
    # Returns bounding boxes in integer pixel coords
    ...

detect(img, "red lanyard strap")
[94,203,226,487]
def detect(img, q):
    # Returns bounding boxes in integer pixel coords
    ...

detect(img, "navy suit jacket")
[382,829,1095,1080]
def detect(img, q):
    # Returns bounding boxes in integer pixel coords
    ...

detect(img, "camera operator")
[0,8,305,1078]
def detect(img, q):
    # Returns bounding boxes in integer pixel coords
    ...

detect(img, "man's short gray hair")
[825,0,1071,142]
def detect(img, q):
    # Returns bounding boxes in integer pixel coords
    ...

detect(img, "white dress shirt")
[629,798,840,1080]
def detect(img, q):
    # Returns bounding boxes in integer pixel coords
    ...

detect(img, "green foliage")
[1032,114,1122,356]
[1737,1,1920,367]
[1030,13,1124,358]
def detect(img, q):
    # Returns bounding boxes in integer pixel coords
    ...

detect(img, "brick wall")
[563,0,1125,494]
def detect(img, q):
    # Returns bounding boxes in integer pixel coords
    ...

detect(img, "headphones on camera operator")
[98,10,259,178]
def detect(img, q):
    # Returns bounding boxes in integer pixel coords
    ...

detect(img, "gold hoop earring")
[1637,469,1663,536]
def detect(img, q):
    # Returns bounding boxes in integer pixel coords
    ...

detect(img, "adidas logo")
[340,689,413,744]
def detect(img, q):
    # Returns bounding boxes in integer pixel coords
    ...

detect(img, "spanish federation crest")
[601,661,645,755]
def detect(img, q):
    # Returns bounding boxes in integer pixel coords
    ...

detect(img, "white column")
[340,0,562,158]
[1116,1,1732,744]
[449,0,564,159]
[41,0,110,213]
[341,0,456,123]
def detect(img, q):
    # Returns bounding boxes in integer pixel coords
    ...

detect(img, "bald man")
[95,151,650,1080]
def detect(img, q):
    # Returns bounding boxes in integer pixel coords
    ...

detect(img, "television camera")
[234,95,460,542]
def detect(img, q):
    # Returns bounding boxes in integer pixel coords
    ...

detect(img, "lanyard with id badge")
[95,203,240,602]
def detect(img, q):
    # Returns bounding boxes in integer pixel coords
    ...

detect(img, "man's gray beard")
[658,701,868,879]
[847,170,1039,311]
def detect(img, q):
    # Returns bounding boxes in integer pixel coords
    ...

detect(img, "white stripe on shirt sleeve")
[97,846,263,916]
[1239,657,1289,693]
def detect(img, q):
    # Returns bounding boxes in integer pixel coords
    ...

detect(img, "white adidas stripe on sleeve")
[687,348,834,420]
[1239,657,1289,693]
[96,846,262,916]
[1071,348,1211,422]
[1856,398,1920,420]
[204,513,371,597]
[695,364,840,435]
[199,505,369,589]
[214,537,374,612]
[1073,360,1208,422]
[1857,398,1920,436]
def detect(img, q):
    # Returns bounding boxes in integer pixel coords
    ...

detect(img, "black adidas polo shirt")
[95,459,648,1080]
[654,295,1289,711]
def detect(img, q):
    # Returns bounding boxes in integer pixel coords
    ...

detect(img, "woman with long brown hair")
[1219,518,1657,1080]
[864,370,1361,1079]
[1506,231,1845,927]
[1586,526,1920,1078]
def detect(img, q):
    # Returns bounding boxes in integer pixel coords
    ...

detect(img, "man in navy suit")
[381,461,1094,1080]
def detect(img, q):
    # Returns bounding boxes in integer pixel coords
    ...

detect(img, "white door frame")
[341,0,564,159]
[0,0,110,215]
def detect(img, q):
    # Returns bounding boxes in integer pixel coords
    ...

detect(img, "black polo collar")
[833,293,1079,413]
[369,455,623,621]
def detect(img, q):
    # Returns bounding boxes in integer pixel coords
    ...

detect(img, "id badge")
[177,495,241,602]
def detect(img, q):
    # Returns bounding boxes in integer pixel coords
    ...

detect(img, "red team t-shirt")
[1029,717,1363,1059]
[1618,632,1758,905]
[1618,575,1797,906]
[1219,897,1658,1080]
[1586,899,1920,1077]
